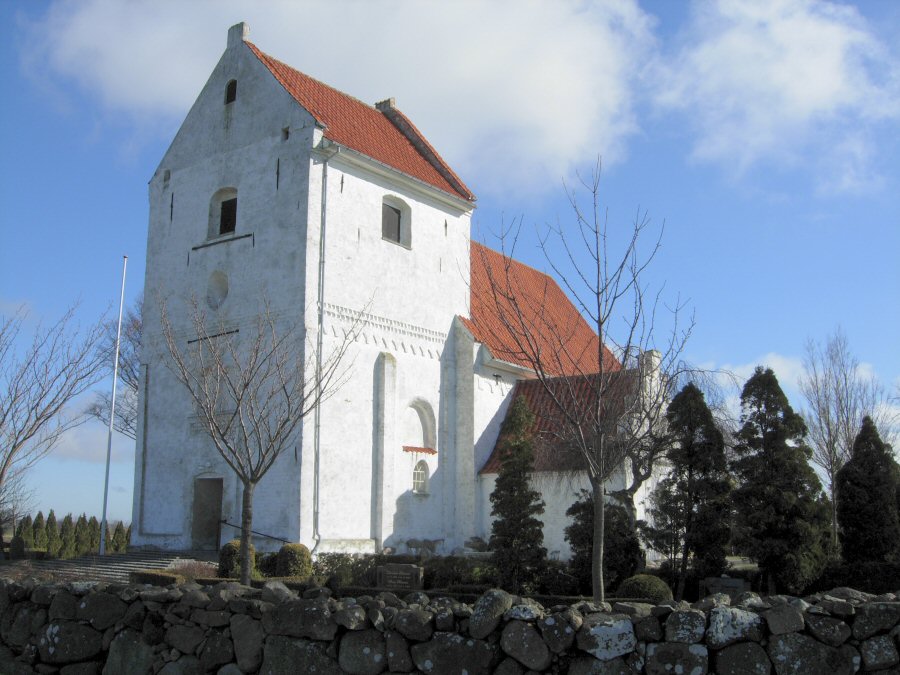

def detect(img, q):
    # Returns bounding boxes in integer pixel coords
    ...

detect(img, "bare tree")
[0,466,35,546]
[161,297,360,585]
[477,162,692,600]
[799,327,898,549]
[0,306,107,523]
[87,295,142,439]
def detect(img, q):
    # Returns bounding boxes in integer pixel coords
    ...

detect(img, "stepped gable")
[246,42,474,202]
[462,242,618,376]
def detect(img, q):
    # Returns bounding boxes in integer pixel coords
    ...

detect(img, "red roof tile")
[463,243,619,376]
[246,42,474,202]
[403,446,437,456]
[480,374,636,474]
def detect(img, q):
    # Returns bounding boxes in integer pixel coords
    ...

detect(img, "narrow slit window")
[413,460,429,494]
[220,198,237,235]
[225,80,237,104]
[382,203,401,243]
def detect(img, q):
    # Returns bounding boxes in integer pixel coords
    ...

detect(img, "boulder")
[500,620,551,671]
[385,629,413,672]
[190,608,230,627]
[37,620,103,664]
[230,613,264,673]
[576,616,637,661]
[410,632,497,675]
[767,633,855,675]
[612,602,654,619]
[76,592,127,631]
[762,603,804,635]
[338,629,387,675]
[103,628,155,675]
[504,598,545,621]
[394,608,434,642]
[165,624,205,655]
[2,602,45,650]
[634,616,663,642]
[860,635,899,671]
[538,612,577,653]
[334,605,368,630]
[260,581,294,604]
[665,609,707,643]
[469,589,513,639]
[568,656,632,674]
[713,641,771,675]
[852,602,900,640]
[49,591,78,621]
[199,631,234,672]
[645,642,708,675]
[157,655,204,675]
[260,635,341,675]
[261,598,337,641]
[804,613,850,647]
[706,606,764,649]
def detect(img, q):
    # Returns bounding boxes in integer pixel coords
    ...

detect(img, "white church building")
[131,23,657,559]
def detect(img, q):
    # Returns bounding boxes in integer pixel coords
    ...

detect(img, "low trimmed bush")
[9,536,25,560]
[276,543,312,579]
[617,574,673,603]
[257,552,278,578]
[218,539,256,579]
[131,569,186,586]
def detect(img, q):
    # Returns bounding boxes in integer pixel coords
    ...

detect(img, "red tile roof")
[480,373,636,474]
[462,243,619,376]
[246,42,474,202]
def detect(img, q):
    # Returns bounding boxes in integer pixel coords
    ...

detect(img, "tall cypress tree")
[88,516,101,554]
[74,514,90,557]
[732,367,830,594]
[836,417,900,562]
[32,511,47,550]
[59,514,76,559]
[45,510,60,558]
[489,396,546,593]
[644,383,731,599]
[112,521,127,553]
[16,515,34,550]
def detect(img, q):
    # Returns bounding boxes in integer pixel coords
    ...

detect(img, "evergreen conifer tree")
[489,396,546,593]
[45,510,60,558]
[125,524,131,547]
[74,514,90,557]
[16,515,34,550]
[836,417,900,562]
[88,516,101,553]
[112,521,127,553]
[643,383,731,599]
[732,367,830,593]
[32,511,47,550]
[59,514,76,559]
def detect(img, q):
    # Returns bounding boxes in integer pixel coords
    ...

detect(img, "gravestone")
[377,564,424,591]
[700,576,750,599]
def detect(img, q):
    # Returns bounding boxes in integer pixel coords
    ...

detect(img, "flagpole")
[100,255,127,556]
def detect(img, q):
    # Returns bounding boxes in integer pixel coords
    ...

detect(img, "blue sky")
[1,0,898,523]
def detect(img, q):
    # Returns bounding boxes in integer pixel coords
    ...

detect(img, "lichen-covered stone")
[157,655,203,675]
[634,615,663,642]
[766,633,854,675]
[501,620,551,671]
[706,606,764,649]
[613,601,653,618]
[568,655,632,674]
[261,598,337,641]
[469,589,513,639]
[665,609,707,644]
[538,612,576,653]
[338,629,387,675]
[410,632,497,674]
[852,602,900,640]
[504,598,545,621]
[645,642,708,675]
[231,613,264,672]
[576,616,637,661]
[199,630,234,671]
[803,613,850,647]
[76,592,127,631]
[334,605,368,630]
[37,620,103,664]
[165,624,205,655]
[385,629,413,672]
[713,641,771,675]
[394,608,434,642]
[860,635,899,671]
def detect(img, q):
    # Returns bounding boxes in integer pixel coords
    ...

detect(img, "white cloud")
[19,0,656,197]
[652,0,900,189]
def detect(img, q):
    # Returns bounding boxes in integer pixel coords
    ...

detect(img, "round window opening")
[207,271,229,310]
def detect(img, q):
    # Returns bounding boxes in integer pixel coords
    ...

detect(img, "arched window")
[209,188,238,238]
[382,196,411,248]
[412,460,429,494]
[225,79,237,104]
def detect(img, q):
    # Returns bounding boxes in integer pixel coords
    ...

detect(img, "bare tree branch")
[476,160,693,600]
[160,295,362,584]
[0,305,107,510]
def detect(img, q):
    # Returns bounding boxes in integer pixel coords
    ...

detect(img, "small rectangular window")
[220,198,237,235]
[382,204,401,243]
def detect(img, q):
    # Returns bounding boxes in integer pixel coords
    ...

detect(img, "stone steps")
[1,550,216,584]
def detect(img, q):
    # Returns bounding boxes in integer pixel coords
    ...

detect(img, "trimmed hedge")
[276,543,312,579]
[130,570,186,586]
[218,539,256,578]
[617,574,673,603]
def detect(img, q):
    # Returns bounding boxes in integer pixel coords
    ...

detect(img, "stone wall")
[1,578,898,673]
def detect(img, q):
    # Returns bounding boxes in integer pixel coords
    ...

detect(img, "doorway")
[191,477,223,550]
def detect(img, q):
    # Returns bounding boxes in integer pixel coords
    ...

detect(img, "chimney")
[375,98,396,112]
[228,22,249,48]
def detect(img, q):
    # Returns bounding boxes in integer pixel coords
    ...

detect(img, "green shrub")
[617,574,673,603]
[275,543,312,579]
[9,535,25,560]
[130,569,186,586]
[537,560,580,596]
[218,539,256,579]
[257,552,278,578]
[805,561,900,596]
[313,553,358,588]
